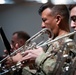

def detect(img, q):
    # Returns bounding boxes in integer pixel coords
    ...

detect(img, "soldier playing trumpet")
[21,3,76,75]
[2,3,76,75]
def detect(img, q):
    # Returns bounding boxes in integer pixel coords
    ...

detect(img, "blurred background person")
[2,31,31,75]
[69,4,76,75]
[69,4,76,31]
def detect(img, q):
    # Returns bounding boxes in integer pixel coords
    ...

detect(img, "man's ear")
[56,15,62,25]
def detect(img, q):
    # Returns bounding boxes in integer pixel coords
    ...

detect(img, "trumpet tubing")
[16,31,76,71]
[0,29,76,74]
[0,28,53,74]
[41,31,76,47]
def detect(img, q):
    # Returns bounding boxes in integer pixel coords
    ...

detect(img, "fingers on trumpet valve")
[20,52,28,65]
[21,52,25,57]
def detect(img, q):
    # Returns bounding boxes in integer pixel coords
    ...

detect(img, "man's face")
[11,34,24,50]
[41,8,58,36]
[70,6,76,30]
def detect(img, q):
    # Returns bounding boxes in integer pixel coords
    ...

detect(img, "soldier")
[4,3,76,75]
[2,31,33,75]
[21,3,76,75]
[69,4,76,75]
[69,4,76,31]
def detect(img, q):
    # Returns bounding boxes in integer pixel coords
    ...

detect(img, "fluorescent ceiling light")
[0,0,5,4]
[0,0,14,4]
[26,0,48,3]
[36,0,48,3]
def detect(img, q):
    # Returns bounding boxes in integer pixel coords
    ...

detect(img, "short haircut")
[38,3,69,22]
[13,31,30,41]
[69,4,76,10]
[38,3,54,15]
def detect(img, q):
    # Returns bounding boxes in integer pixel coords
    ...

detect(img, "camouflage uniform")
[22,34,76,75]
[22,66,36,75]
[35,35,76,75]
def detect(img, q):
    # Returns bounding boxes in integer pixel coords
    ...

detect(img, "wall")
[0,3,42,55]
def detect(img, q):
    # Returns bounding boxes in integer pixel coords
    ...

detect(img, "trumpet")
[13,31,76,75]
[0,28,53,74]
[0,28,53,62]
[0,29,76,75]
[15,30,76,70]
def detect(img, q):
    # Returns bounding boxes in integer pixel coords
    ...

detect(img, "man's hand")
[20,47,44,67]
[4,53,22,68]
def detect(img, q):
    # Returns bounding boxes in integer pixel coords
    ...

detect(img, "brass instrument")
[0,30,76,75]
[0,28,53,75]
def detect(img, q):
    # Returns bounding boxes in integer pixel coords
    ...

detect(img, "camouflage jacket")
[22,66,36,75]
[35,35,76,75]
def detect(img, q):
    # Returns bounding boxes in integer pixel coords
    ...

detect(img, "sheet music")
[0,26,11,54]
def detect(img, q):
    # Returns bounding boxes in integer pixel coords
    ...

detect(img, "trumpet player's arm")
[8,43,23,64]
[3,42,24,67]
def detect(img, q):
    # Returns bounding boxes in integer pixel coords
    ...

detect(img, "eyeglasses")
[71,16,76,22]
